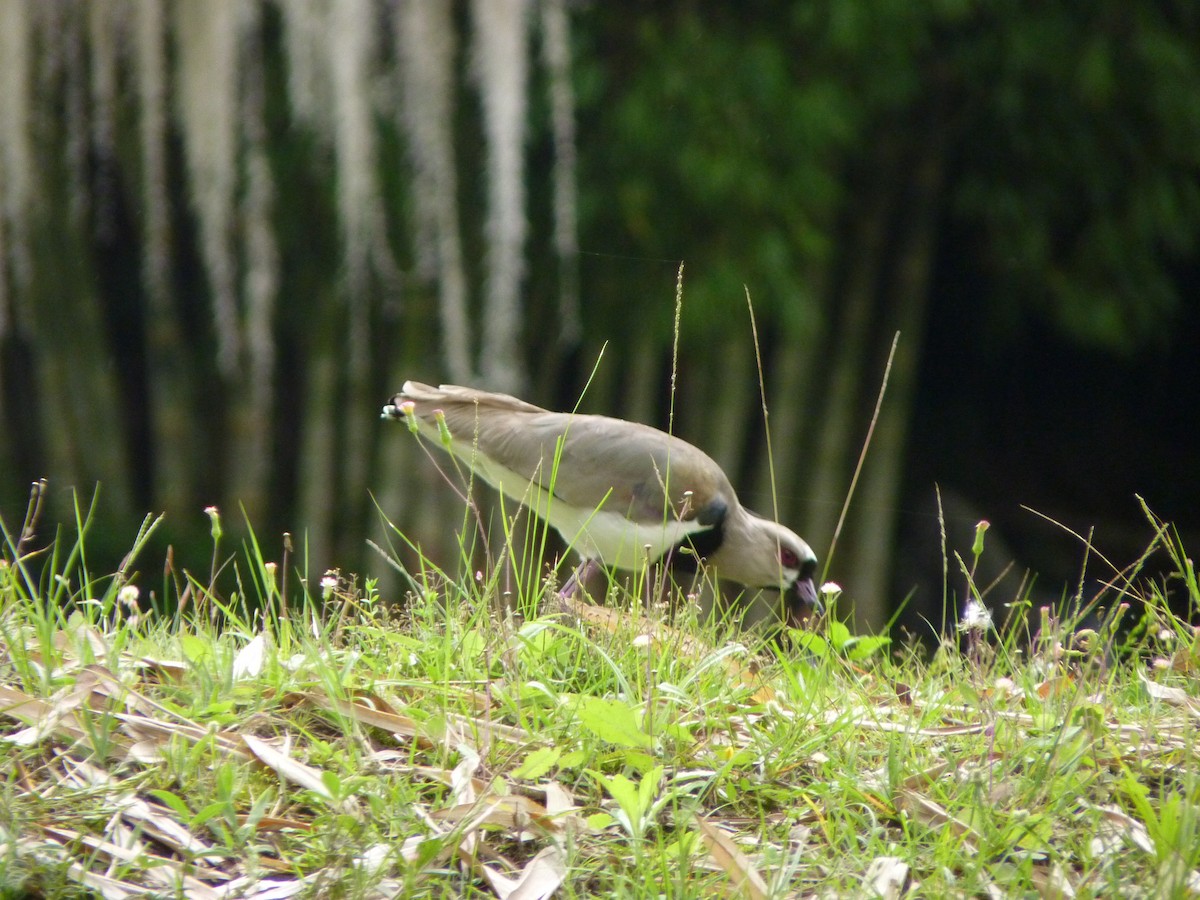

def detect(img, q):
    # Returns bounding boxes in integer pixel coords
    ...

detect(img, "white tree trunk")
[174,0,241,376]
[473,0,530,393]
[398,0,471,382]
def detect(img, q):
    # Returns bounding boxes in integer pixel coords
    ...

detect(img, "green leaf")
[214,763,235,799]
[596,771,641,815]
[196,699,235,718]
[639,765,665,813]
[512,746,562,780]
[660,722,693,744]
[558,749,588,771]
[147,789,191,818]
[791,631,830,659]
[586,812,617,832]
[190,800,230,828]
[621,750,659,774]
[406,834,450,869]
[178,632,212,664]
[845,635,891,661]
[458,629,486,662]
[662,830,701,860]
[828,620,852,651]
[518,628,557,662]
[575,697,653,749]
[321,770,343,800]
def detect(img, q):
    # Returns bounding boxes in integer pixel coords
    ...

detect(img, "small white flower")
[958,600,993,632]
[632,633,653,649]
[819,581,842,596]
[320,573,338,599]
[118,585,140,609]
[204,506,222,539]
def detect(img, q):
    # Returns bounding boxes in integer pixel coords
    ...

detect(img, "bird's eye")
[780,547,800,569]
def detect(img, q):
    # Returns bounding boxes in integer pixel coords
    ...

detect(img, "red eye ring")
[780,547,800,569]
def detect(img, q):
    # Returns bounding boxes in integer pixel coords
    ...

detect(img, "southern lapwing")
[382,381,820,625]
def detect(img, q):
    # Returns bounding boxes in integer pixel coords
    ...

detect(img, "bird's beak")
[786,575,822,627]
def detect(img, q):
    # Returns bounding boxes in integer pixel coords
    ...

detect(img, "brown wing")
[524,413,732,525]
[394,382,734,526]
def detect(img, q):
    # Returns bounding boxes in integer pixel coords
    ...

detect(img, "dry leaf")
[1035,674,1075,699]
[433,793,560,835]
[121,797,216,857]
[242,733,358,815]
[540,782,575,817]
[1082,802,1156,855]
[894,788,980,853]
[864,856,909,900]
[481,845,567,900]
[1138,671,1200,717]
[137,656,189,683]
[233,633,267,680]
[694,814,770,900]
[1027,858,1077,898]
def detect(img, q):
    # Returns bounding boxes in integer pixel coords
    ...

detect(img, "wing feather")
[393,383,733,525]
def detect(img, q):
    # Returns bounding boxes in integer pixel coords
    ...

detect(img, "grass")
[1,487,1199,899]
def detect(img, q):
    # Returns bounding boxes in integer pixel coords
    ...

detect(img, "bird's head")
[715,513,821,625]
[774,527,821,626]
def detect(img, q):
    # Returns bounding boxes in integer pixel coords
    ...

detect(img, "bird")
[382,381,820,626]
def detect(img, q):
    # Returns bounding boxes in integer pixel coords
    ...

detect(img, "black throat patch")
[663,497,727,573]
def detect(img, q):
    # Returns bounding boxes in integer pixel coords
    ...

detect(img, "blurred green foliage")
[576,0,1200,350]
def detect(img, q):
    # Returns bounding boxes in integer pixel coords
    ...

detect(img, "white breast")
[544,501,706,570]
[441,434,707,570]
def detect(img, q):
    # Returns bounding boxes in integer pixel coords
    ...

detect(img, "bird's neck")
[709,509,784,591]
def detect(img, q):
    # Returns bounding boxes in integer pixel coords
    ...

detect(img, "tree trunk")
[474,0,531,393]
[681,337,754,494]
[749,314,825,532]
[806,178,895,553]
[846,143,945,629]
[298,352,338,574]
